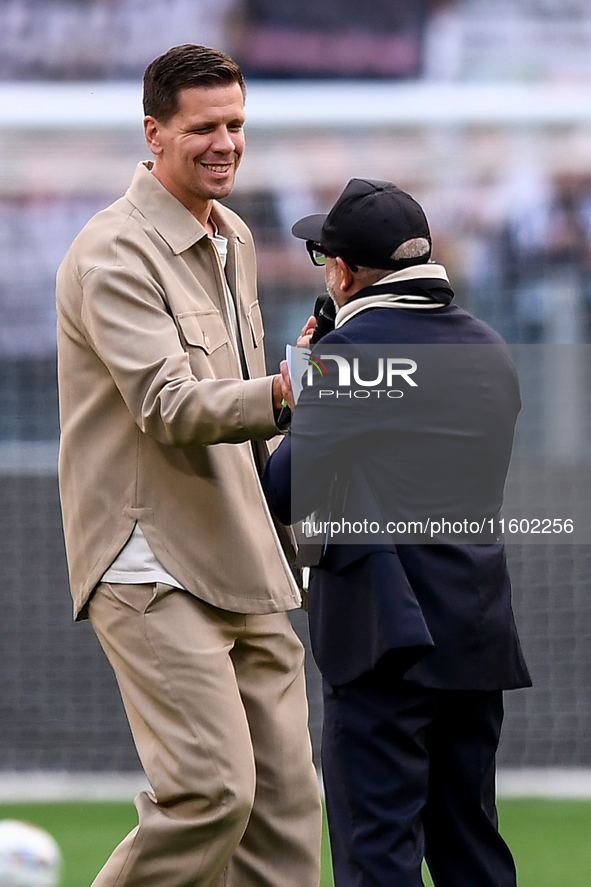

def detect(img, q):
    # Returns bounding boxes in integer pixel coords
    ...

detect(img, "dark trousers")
[322,665,517,887]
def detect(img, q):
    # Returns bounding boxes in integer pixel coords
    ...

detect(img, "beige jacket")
[57,161,299,619]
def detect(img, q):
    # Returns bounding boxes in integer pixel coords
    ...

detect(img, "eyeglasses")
[305,241,331,267]
[305,240,359,272]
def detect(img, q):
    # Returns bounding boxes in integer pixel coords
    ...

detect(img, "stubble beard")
[325,270,341,310]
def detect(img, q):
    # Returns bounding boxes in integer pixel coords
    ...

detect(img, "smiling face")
[144,82,246,227]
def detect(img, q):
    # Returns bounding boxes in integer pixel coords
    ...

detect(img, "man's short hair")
[352,239,431,286]
[143,44,246,123]
[392,238,431,264]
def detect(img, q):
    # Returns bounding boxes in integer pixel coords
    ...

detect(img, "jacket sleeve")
[263,397,351,526]
[261,432,293,525]
[76,261,278,447]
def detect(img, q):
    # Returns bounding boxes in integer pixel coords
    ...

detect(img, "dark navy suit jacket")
[263,300,531,690]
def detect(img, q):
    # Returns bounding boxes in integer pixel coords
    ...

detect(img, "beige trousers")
[87,583,322,887]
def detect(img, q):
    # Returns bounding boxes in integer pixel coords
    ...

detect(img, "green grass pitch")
[0,799,590,886]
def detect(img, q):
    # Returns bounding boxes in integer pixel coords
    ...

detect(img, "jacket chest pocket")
[176,310,234,377]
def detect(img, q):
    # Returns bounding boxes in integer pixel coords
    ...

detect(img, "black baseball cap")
[291,177,431,271]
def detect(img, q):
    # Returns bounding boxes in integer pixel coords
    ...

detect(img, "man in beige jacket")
[56,44,321,887]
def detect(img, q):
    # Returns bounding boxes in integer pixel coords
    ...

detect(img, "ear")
[144,116,164,156]
[336,256,355,292]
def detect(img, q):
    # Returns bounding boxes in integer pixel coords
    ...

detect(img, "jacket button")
[204,335,210,348]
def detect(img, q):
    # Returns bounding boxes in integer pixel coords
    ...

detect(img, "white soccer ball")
[0,820,62,887]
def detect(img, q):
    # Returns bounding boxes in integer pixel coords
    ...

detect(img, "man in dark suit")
[263,179,531,887]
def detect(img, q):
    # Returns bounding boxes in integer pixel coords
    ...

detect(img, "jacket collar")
[125,161,243,255]
[335,263,452,328]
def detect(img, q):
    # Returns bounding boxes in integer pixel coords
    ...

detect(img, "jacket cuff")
[242,375,280,438]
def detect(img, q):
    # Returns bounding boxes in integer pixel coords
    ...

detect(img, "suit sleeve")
[263,352,359,526]
[261,432,293,525]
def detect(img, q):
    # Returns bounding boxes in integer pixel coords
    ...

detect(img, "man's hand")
[272,363,293,414]
[279,359,293,409]
[297,315,317,348]
[272,361,293,413]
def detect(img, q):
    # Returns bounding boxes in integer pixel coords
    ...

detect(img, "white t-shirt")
[101,229,236,587]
